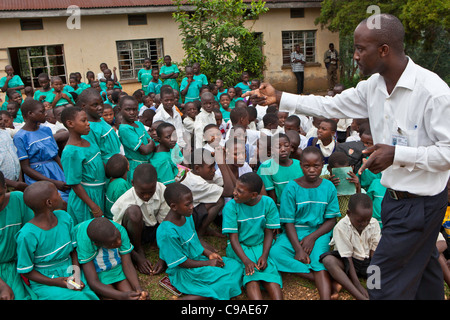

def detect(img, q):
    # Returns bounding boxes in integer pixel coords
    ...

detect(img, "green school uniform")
[219,105,231,123]
[149,150,178,185]
[118,121,152,184]
[0,192,35,300]
[235,82,250,94]
[75,218,134,285]
[105,178,132,220]
[222,196,282,288]
[82,118,122,164]
[33,88,54,102]
[257,158,303,208]
[99,81,122,92]
[138,68,153,91]
[269,179,340,273]
[61,139,106,225]
[157,215,243,300]
[15,210,99,300]
[366,178,386,229]
[180,77,202,103]
[193,73,208,86]
[160,64,180,91]
[0,75,24,102]
[44,91,75,107]
[146,79,162,95]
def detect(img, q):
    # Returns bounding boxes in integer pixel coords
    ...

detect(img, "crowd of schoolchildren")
[1,56,449,301]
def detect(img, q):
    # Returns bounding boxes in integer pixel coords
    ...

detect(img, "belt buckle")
[388,189,399,200]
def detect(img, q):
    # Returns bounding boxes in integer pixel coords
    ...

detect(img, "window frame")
[116,38,164,80]
[281,30,316,66]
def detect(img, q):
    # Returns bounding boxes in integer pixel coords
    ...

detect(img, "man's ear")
[379,44,390,58]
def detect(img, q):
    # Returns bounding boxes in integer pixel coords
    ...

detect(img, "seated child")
[307,118,338,165]
[181,148,234,237]
[269,146,340,300]
[13,99,70,203]
[219,93,232,123]
[222,172,283,300]
[327,151,361,218]
[213,107,228,140]
[257,133,303,209]
[276,111,289,132]
[33,73,53,102]
[44,76,76,108]
[60,106,107,225]
[74,217,149,300]
[105,154,132,219]
[320,193,381,300]
[7,100,24,127]
[16,181,98,300]
[69,76,84,95]
[182,101,198,146]
[284,115,308,150]
[180,66,202,103]
[149,122,182,185]
[111,163,169,275]
[156,182,242,300]
[285,130,302,161]
[202,123,224,154]
[194,92,216,149]
[260,113,279,136]
[118,96,156,184]
[146,68,162,95]
[78,88,122,164]
[0,171,34,300]
[101,104,115,127]
[139,108,155,132]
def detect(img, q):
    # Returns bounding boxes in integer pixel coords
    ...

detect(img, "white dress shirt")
[153,105,187,148]
[194,108,216,149]
[280,57,450,196]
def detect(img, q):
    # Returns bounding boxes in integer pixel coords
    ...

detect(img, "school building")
[0,0,339,99]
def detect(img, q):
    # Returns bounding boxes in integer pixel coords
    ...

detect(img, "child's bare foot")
[131,250,153,275]
[331,281,342,300]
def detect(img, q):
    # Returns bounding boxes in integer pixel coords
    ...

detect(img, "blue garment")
[13,126,69,201]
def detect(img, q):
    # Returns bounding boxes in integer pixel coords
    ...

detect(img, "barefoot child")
[320,193,381,300]
[0,171,34,300]
[75,217,149,300]
[111,163,169,275]
[222,172,283,300]
[157,182,242,300]
[16,181,98,300]
[60,106,106,225]
[269,146,340,300]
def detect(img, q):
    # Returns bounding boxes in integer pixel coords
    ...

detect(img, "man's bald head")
[358,13,405,54]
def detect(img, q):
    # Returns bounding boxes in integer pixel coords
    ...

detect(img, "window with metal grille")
[116,39,164,80]
[282,30,316,65]
[9,45,66,89]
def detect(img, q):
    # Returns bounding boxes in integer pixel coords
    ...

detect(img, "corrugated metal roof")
[0,0,321,11]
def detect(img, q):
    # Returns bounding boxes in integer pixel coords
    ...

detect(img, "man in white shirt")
[291,44,306,94]
[244,14,450,300]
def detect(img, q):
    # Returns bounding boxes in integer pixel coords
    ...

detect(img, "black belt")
[387,188,421,200]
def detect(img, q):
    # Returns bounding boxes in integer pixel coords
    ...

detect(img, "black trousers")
[368,187,448,300]
[293,71,304,94]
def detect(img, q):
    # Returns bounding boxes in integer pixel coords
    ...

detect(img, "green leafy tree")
[172,0,268,87]
[315,0,449,84]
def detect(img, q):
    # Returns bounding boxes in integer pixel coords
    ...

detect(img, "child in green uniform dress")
[159,55,180,92]
[222,172,283,300]
[137,58,153,92]
[105,154,132,219]
[118,96,156,184]
[269,146,341,300]
[60,106,107,225]
[16,181,98,300]
[75,217,149,300]
[0,171,34,300]
[180,66,202,103]
[149,122,180,185]
[33,73,53,102]
[78,88,122,164]
[257,133,303,209]
[157,182,243,300]
[146,68,162,95]
[0,65,24,102]
[44,76,76,108]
